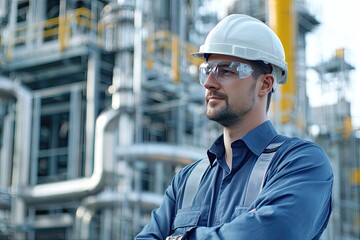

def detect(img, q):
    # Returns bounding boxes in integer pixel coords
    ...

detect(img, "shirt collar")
[207,135,224,166]
[207,120,277,164]
[241,120,278,156]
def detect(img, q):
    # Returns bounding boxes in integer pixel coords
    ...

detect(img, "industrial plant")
[0,0,358,239]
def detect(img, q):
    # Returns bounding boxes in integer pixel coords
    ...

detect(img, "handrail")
[1,7,99,60]
[146,30,202,83]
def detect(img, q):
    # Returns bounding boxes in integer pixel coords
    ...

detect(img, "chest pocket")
[172,208,201,235]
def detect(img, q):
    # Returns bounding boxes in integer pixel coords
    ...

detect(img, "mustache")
[206,91,227,99]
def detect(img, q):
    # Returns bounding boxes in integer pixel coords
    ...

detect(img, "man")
[136,14,333,240]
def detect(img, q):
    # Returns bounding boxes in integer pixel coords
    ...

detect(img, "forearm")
[186,203,329,240]
[185,206,299,240]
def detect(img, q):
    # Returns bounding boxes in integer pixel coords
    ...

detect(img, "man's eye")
[218,67,237,76]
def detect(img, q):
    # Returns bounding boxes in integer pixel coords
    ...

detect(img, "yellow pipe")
[171,34,180,83]
[351,168,360,185]
[146,36,154,69]
[58,15,66,51]
[269,0,296,124]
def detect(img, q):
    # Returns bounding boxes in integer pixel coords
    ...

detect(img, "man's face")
[202,55,259,127]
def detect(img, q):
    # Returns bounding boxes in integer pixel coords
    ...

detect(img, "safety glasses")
[198,61,254,85]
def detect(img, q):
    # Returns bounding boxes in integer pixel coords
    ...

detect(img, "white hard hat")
[192,14,288,84]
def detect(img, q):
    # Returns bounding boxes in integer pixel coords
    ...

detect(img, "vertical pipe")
[0,0,8,19]
[111,3,135,146]
[90,0,99,44]
[296,32,306,133]
[269,0,296,124]
[68,86,82,179]
[26,0,35,50]
[30,97,40,185]
[0,104,15,188]
[155,162,164,194]
[50,115,59,176]
[101,209,112,240]
[171,35,180,83]
[332,141,341,239]
[58,0,67,51]
[27,208,36,240]
[11,79,32,240]
[176,88,185,144]
[133,0,143,143]
[85,49,100,176]
[133,160,142,237]
[170,0,180,83]
[35,0,45,47]
[110,4,135,238]
[7,0,18,59]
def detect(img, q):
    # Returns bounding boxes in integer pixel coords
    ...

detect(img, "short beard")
[206,80,257,127]
[207,101,241,127]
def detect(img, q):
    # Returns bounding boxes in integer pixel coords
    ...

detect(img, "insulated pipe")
[116,143,205,165]
[81,191,164,209]
[0,76,32,237]
[0,97,15,190]
[20,107,119,204]
[85,49,101,176]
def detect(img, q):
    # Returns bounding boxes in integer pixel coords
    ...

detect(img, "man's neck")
[222,118,267,170]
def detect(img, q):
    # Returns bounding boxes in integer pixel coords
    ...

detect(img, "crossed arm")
[136,144,333,240]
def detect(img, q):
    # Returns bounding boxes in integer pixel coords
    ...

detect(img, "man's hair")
[251,61,273,112]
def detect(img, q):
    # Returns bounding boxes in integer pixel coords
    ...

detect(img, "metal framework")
[0,0,358,239]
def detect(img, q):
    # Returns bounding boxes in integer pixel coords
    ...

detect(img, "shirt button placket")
[215,179,228,225]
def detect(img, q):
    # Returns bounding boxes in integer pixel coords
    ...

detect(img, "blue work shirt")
[136,121,333,240]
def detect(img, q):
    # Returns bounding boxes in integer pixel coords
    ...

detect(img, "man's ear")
[259,74,274,97]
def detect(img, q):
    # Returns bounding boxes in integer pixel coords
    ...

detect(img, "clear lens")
[236,63,254,79]
[198,61,254,85]
[199,62,211,85]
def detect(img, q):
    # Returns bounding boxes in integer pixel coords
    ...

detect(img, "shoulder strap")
[243,139,285,207]
[181,158,209,209]
[181,135,287,209]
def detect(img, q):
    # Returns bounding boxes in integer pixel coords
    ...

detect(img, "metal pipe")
[19,107,119,203]
[85,49,101,176]
[0,76,32,240]
[0,102,15,190]
[0,0,7,20]
[80,191,164,210]
[133,0,143,143]
[116,143,205,165]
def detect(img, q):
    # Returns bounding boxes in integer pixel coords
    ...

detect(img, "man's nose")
[203,71,220,89]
